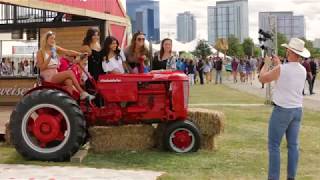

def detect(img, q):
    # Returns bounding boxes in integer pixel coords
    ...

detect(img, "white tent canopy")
[146,38,231,59]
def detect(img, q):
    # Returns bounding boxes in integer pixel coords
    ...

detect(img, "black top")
[187,64,195,74]
[215,59,223,71]
[88,49,103,80]
[197,61,204,72]
[310,61,317,75]
[152,55,167,70]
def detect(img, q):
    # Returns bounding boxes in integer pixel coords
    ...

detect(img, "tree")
[277,33,288,57]
[242,38,254,57]
[300,37,320,58]
[254,46,261,57]
[227,35,244,58]
[192,40,212,59]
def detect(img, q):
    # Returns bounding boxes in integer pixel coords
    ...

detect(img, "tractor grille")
[183,81,189,108]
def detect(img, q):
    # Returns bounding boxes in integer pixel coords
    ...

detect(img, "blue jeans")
[268,105,302,180]
[215,70,222,84]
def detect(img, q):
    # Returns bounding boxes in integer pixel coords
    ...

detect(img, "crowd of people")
[2,28,319,100]
[34,27,236,97]
[0,57,36,77]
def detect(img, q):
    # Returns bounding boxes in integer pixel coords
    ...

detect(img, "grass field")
[1,84,319,180]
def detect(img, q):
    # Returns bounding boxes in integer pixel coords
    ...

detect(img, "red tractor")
[9,70,201,161]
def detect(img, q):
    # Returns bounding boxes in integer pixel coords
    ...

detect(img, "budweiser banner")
[0,78,36,105]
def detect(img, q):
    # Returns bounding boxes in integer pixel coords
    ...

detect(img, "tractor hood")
[98,71,188,83]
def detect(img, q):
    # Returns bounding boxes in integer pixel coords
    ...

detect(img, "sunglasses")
[137,37,145,41]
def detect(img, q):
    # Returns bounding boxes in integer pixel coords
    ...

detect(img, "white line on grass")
[189,103,266,107]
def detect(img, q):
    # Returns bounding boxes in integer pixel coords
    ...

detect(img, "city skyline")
[177,11,197,43]
[120,0,320,43]
[208,0,249,43]
[126,0,160,42]
[259,11,305,41]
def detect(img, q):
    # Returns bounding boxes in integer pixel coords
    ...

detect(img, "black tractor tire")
[163,120,201,153]
[10,89,86,161]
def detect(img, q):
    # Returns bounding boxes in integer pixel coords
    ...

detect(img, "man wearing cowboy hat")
[259,38,310,180]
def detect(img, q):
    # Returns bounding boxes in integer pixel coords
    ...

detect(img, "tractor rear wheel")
[163,120,201,153]
[10,89,86,161]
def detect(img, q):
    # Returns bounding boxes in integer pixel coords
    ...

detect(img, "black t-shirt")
[310,61,317,75]
[88,49,103,80]
[187,64,195,74]
[152,55,168,70]
[215,59,223,71]
[197,61,204,72]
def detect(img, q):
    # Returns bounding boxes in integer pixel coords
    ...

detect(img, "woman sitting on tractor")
[80,27,103,80]
[101,36,126,74]
[152,38,176,71]
[36,31,94,100]
[124,31,149,73]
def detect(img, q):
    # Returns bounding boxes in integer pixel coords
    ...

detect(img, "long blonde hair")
[40,31,55,57]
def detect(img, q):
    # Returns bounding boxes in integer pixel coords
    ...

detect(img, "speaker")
[26,29,37,40]
[11,29,23,39]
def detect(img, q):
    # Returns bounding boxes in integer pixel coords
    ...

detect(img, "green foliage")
[242,38,255,57]
[227,35,244,58]
[192,40,212,59]
[277,33,287,57]
[254,47,261,57]
[300,37,320,58]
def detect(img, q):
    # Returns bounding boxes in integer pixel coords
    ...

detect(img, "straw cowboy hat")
[281,38,310,58]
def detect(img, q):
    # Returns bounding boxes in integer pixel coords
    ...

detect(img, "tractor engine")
[83,71,189,125]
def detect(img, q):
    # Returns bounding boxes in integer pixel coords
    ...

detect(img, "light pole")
[258,15,277,104]
[265,15,277,104]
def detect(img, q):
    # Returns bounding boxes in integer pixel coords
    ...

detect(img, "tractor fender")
[23,85,77,99]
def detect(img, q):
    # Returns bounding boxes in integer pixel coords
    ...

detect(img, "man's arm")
[259,56,281,84]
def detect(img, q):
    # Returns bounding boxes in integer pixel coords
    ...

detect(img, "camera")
[258,29,273,40]
[258,29,274,56]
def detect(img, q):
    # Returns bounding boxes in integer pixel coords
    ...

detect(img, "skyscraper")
[177,11,196,43]
[126,0,160,42]
[313,38,320,49]
[259,12,305,40]
[207,0,249,44]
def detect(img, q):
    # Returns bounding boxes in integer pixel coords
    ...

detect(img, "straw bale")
[200,135,216,151]
[89,125,156,153]
[4,123,12,146]
[188,108,225,136]
[154,124,166,150]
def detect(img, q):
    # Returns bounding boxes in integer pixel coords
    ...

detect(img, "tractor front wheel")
[164,120,201,153]
[10,89,86,161]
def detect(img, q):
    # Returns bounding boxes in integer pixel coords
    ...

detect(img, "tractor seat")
[38,77,80,99]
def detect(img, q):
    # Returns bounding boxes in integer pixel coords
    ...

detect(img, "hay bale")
[4,123,12,146]
[89,125,156,153]
[188,108,225,136]
[154,124,166,150]
[200,135,215,151]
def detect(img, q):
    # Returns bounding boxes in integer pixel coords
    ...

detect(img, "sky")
[120,0,320,43]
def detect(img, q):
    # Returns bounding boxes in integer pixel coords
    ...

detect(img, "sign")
[12,46,38,55]
[0,87,31,96]
[0,78,36,105]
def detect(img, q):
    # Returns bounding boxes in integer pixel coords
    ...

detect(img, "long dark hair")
[129,31,148,56]
[82,27,100,46]
[101,36,121,61]
[160,38,172,59]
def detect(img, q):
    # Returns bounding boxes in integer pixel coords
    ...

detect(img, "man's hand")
[272,55,281,66]
[264,56,272,66]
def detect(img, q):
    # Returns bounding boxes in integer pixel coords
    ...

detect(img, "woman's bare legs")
[64,79,75,94]
[51,70,84,93]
